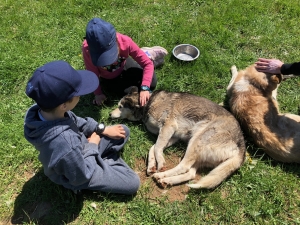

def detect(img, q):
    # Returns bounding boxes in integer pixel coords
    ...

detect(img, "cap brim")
[90,42,119,67]
[75,70,99,96]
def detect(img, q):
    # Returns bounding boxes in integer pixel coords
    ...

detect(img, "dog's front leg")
[147,144,156,175]
[147,136,179,175]
[154,125,176,172]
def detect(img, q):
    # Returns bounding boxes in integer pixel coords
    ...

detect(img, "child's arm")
[126,36,154,88]
[68,111,98,138]
[53,138,100,187]
[125,36,154,106]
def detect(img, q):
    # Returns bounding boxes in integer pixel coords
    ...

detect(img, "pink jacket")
[82,33,154,95]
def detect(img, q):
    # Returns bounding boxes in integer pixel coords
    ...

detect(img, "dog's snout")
[110,108,122,119]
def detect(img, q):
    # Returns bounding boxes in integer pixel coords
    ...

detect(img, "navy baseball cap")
[25,60,99,109]
[85,18,118,67]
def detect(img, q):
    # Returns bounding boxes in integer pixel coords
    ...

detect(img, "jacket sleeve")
[68,111,98,137]
[53,134,99,187]
[125,36,154,87]
[281,62,300,75]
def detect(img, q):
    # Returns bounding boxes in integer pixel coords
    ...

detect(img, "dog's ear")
[124,86,139,94]
[270,74,282,84]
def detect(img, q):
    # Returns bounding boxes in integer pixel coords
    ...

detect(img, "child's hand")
[93,94,107,105]
[102,125,126,139]
[88,132,101,145]
[140,91,150,106]
[255,58,283,74]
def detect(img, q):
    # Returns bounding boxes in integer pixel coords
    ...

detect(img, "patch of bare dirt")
[134,153,200,202]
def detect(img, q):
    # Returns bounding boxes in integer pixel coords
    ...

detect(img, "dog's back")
[144,90,239,136]
[228,65,300,163]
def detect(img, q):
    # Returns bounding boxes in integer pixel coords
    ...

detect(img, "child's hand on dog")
[103,125,126,139]
[140,91,150,106]
[93,94,107,105]
[255,58,283,74]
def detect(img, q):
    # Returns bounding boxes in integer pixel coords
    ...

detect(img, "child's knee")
[121,124,130,137]
[126,173,140,194]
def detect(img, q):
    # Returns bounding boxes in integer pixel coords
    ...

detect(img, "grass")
[1,0,300,224]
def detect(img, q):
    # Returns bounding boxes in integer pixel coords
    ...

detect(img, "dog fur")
[110,87,246,189]
[227,64,300,163]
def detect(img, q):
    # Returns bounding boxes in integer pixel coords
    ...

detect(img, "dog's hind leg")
[283,113,300,123]
[154,167,197,188]
[153,162,191,180]
[153,141,198,186]
[187,152,244,189]
[226,65,238,92]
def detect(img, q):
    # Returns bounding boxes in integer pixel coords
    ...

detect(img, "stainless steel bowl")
[172,44,200,61]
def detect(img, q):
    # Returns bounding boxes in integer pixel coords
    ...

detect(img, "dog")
[227,64,300,163]
[110,86,245,189]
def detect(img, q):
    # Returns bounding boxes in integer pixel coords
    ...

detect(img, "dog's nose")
[110,112,117,119]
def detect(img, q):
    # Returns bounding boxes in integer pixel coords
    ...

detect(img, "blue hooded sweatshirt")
[24,104,140,194]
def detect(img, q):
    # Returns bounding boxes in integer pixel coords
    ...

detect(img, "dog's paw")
[155,179,169,189]
[146,166,157,176]
[152,173,162,181]
[153,174,172,189]
[158,166,167,172]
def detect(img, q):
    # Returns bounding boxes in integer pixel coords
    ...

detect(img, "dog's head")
[239,65,283,94]
[110,86,143,121]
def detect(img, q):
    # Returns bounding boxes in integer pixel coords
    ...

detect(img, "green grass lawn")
[1,0,300,224]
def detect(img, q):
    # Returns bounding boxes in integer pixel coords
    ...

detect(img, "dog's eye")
[118,105,123,110]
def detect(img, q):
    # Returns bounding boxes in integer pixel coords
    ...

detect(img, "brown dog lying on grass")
[227,65,300,163]
[111,86,246,189]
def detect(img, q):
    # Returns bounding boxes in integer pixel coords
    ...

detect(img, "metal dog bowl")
[172,44,200,61]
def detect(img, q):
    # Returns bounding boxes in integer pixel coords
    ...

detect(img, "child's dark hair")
[39,98,74,112]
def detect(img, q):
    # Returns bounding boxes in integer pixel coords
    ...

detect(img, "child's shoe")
[152,58,165,67]
[141,46,168,67]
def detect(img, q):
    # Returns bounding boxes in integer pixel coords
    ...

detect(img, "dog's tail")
[187,153,244,189]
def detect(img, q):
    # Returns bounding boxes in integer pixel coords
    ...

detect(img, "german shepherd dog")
[110,87,245,189]
[227,65,300,163]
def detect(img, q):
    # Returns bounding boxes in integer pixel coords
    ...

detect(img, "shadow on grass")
[169,53,199,66]
[71,94,110,122]
[244,137,300,178]
[11,170,136,225]
[11,170,83,225]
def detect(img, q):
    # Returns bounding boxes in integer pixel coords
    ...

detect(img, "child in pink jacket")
[82,17,168,106]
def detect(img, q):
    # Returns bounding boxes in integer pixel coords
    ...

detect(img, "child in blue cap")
[24,60,140,195]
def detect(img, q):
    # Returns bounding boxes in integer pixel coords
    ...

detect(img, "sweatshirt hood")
[24,104,74,148]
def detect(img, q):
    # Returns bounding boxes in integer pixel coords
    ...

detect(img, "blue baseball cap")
[25,60,99,109]
[85,18,118,67]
